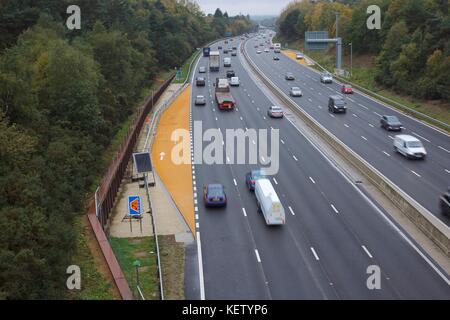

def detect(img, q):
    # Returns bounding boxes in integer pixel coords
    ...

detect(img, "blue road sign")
[128,196,142,216]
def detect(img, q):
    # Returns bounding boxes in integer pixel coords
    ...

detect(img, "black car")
[380,115,402,131]
[196,77,205,86]
[328,95,347,113]
[440,187,450,216]
[273,56,280,61]
[226,70,235,78]
[223,48,229,54]
[285,72,295,80]
[218,45,222,49]
[245,169,266,191]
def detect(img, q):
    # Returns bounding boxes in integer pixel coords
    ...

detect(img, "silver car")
[290,87,302,97]
[320,72,333,83]
[199,66,206,73]
[195,95,206,106]
[267,106,284,118]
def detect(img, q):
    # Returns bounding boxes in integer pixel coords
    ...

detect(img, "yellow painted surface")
[152,85,195,235]
[282,50,306,65]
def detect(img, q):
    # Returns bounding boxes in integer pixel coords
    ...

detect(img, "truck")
[254,179,285,225]
[209,51,220,72]
[214,78,235,110]
[203,47,210,57]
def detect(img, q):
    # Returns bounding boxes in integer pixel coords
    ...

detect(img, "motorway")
[244,33,450,226]
[189,36,450,299]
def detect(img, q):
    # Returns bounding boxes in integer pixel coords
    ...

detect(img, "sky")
[195,0,293,16]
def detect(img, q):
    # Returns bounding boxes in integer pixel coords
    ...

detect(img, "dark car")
[196,77,206,86]
[285,72,295,80]
[218,45,222,50]
[341,84,353,94]
[245,169,267,191]
[203,184,227,207]
[223,48,229,54]
[328,95,347,113]
[380,115,402,131]
[440,187,450,216]
[273,55,280,61]
[226,70,235,78]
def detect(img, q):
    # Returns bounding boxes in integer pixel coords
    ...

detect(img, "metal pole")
[335,12,339,38]
[144,173,164,300]
[349,43,353,77]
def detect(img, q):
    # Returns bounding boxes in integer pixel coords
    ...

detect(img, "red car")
[341,84,353,94]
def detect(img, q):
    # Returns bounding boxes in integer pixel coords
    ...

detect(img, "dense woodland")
[276,0,450,101]
[0,0,254,299]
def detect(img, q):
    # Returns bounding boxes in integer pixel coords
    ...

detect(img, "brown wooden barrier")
[86,74,175,300]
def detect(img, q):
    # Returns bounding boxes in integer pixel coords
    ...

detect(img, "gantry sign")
[305,31,342,70]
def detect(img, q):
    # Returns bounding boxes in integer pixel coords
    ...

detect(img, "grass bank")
[173,49,200,84]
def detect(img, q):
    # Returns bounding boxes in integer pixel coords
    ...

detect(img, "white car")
[264,48,269,53]
[393,135,427,159]
[257,50,262,54]
[230,77,240,86]
[289,87,302,97]
[296,53,304,59]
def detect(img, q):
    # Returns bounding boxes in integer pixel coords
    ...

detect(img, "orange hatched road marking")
[281,50,306,65]
[151,85,195,235]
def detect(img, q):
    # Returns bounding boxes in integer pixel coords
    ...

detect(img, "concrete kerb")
[242,40,450,258]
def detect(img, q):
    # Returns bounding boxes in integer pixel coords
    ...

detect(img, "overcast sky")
[195,0,293,16]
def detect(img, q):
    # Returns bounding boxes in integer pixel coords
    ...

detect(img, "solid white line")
[273,177,278,185]
[233,179,237,186]
[196,232,205,300]
[362,245,373,258]
[242,208,247,217]
[255,249,261,262]
[411,170,421,178]
[438,146,450,154]
[309,177,316,184]
[293,155,298,161]
[412,132,430,143]
[288,206,295,215]
[310,247,320,261]
[331,204,339,214]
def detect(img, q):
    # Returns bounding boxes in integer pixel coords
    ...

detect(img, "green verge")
[67,217,117,300]
[110,237,159,300]
[173,49,201,84]
[278,38,450,132]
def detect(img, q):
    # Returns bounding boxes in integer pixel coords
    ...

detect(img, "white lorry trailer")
[209,51,220,71]
[254,179,285,225]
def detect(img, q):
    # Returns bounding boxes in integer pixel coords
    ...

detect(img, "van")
[254,179,285,225]
[328,95,346,113]
[393,135,427,159]
[230,77,239,86]
[223,57,231,67]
